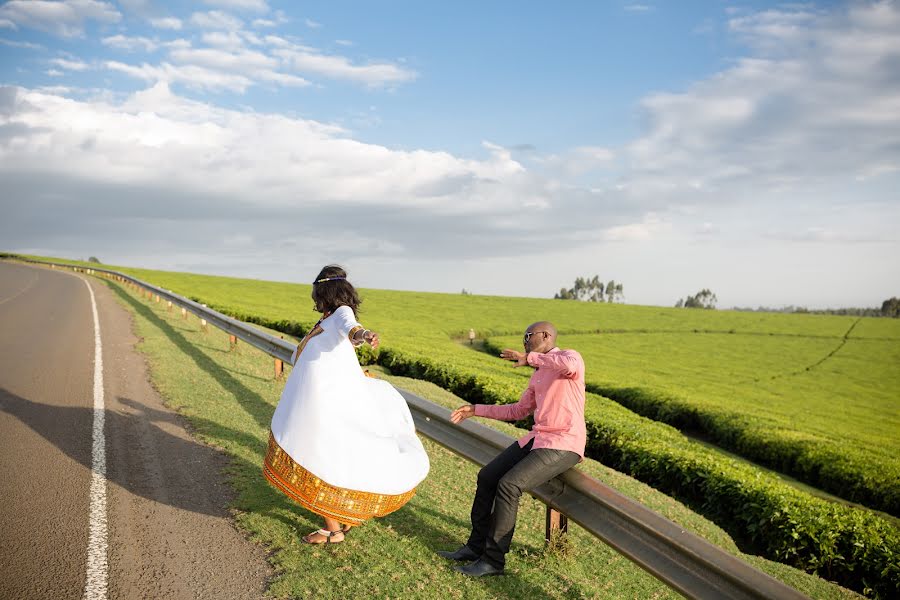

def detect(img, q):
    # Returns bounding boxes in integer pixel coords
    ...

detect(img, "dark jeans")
[464,439,580,568]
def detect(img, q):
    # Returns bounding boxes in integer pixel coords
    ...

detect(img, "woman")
[263,265,430,544]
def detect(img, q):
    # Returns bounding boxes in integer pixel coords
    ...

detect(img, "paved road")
[0,261,270,599]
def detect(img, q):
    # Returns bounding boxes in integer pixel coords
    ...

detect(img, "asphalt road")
[0,261,270,599]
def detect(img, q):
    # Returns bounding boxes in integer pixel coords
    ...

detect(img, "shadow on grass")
[108,282,274,433]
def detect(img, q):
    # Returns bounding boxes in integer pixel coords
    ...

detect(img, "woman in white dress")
[263,265,430,544]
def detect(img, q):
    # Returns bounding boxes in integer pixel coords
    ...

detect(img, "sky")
[1,1,898,309]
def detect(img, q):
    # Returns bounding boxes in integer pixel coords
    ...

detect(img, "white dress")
[263,306,429,525]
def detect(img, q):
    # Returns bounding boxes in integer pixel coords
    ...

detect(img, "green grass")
[101,274,863,600]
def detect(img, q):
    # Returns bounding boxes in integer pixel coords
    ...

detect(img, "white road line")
[82,278,108,600]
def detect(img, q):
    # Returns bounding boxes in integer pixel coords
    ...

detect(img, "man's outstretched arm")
[451,387,536,424]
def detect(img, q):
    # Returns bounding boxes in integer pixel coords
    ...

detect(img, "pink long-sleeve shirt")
[474,347,587,458]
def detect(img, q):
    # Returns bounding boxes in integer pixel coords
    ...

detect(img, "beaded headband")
[314,276,347,284]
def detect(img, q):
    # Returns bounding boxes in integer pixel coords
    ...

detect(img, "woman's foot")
[302,528,345,544]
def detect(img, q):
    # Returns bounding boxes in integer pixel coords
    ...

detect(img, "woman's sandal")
[302,528,345,544]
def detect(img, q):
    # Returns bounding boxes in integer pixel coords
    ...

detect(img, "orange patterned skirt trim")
[263,432,417,526]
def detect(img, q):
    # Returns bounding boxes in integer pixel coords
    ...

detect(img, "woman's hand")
[450,404,475,424]
[500,348,528,367]
[364,330,380,349]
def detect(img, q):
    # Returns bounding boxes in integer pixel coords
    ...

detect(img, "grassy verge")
[101,275,862,600]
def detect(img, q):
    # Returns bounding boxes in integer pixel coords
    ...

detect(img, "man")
[439,321,587,577]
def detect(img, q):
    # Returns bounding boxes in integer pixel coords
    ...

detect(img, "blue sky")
[1,1,898,308]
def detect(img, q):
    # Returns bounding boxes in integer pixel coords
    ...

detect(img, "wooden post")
[167,300,173,312]
[181,307,187,320]
[200,318,208,332]
[546,507,568,543]
[229,335,237,350]
[274,358,283,379]
[155,294,160,303]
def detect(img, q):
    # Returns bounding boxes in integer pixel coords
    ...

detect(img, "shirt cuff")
[473,404,490,417]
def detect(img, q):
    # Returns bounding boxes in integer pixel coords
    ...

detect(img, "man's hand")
[450,404,475,424]
[499,348,528,367]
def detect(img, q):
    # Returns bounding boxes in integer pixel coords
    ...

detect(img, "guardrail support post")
[274,358,283,379]
[229,335,237,350]
[200,318,208,332]
[545,507,568,543]
[167,300,172,312]
[181,307,187,320]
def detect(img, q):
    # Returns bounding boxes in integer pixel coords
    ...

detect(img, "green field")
[486,327,900,515]
[98,273,862,599]
[55,257,898,515]
[14,255,900,598]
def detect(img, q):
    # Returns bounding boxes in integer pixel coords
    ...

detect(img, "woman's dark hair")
[311,265,361,317]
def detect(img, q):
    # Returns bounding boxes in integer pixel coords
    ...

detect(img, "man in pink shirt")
[438,321,586,577]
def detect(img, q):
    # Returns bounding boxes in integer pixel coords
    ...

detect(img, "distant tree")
[554,275,612,302]
[679,289,717,309]
[674,298,684,308]
[882,297,900,318]
[88,256,102,263]
[461,288,471,296]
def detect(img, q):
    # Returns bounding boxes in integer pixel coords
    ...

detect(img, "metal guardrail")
[23,258,809,600]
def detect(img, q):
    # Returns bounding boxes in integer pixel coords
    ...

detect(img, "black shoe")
[437,545,479,562]
[455,558,504,577]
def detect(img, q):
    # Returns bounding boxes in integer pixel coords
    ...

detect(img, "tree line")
[554,276,623,303]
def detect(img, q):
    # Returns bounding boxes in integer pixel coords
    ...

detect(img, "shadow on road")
[0,387,260,518]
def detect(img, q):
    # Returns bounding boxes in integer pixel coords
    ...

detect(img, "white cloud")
[106,61,255,92]
[335,39,353,47]
[274,46,417,86]
[1,37,42,49]
[0,84,612,269]
[624,2,900,199]
[0,18,17,29]
[45,69,64,77]
[149,17,182,31]
[190,10,243,31]
[252,11,288,28]
[204,0,269,12]
[51,58,90,71]
[625,4,652,12]
[201,31,245,49]
[169,47,277,74]
[102,34,158,52]
[0,0,121,37]
[263,35,291,48]
[602,213,670,241]
[305,18,322,29]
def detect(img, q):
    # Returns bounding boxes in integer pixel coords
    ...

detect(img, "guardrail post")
[181,307,187,320]
[274,335,285,378]
[229,335,237,350]
[167,300,173,312]
[545,507,568,543]
[155,294,160,303]
[200,318,208,332]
